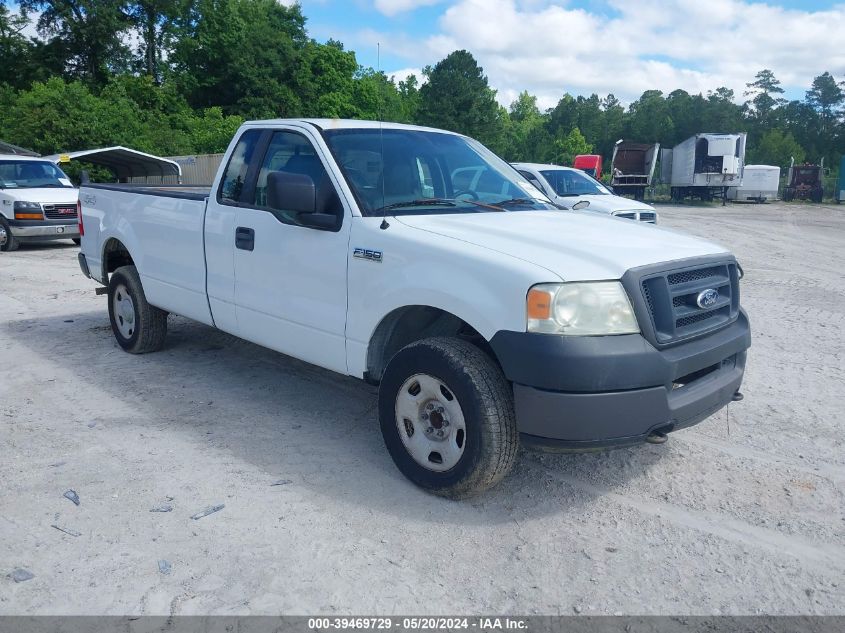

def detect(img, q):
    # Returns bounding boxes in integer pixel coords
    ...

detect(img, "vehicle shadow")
[6,241,78,252]
[4,309,670,524]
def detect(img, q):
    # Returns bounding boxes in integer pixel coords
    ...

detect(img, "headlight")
[526,281,639,335]
[13,201,42,212]
[13,201,43,219]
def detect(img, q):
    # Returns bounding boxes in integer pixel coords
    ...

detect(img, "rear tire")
[379,337,518,498]
[0,217,19,252]
[108,265,168,353]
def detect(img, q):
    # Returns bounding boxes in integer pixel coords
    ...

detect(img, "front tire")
[0,217,19,252]
[108,265,168,353]
[379,337,518,498]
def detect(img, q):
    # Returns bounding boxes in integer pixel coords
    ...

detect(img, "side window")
[518,170,545,193]
[219,129,262,204]
[253,131,342,225]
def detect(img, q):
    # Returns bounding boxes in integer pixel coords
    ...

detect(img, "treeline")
[1,0,843,172]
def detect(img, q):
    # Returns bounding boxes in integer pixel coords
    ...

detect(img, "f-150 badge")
[353,248,382,263]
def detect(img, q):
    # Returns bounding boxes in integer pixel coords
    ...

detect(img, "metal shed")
[0,140,40,156]
[44,146,181,182]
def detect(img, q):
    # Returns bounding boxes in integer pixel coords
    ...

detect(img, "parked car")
[0,154,80,251]
[78,119,749,497]
[513,162,659,223]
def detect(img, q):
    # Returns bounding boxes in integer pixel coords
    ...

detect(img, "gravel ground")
[1,201,843,615]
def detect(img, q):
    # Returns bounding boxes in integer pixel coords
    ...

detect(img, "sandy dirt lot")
[1,201,843,615]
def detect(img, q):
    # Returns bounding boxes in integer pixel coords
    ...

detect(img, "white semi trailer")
[661,133,747,203]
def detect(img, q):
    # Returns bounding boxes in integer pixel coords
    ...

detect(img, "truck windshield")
[540,169,610,197]
[0,160,74,189]
[322,128,555,216]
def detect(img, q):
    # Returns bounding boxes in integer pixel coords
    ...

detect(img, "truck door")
[231,127,351,374]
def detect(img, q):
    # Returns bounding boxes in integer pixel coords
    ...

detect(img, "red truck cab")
[573,154,602,180]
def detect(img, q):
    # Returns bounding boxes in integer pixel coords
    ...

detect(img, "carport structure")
[44,146,181,183]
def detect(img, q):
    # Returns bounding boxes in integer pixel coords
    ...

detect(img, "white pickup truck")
[78,119,750,497]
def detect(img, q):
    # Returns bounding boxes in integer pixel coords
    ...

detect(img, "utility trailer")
[661,133,747,204]
[783,157,824,202]
[726,165,780,202]
[610,140,659,201]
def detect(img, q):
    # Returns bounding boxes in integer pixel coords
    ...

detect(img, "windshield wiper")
[375,198,457,212]
[489,198,538,208]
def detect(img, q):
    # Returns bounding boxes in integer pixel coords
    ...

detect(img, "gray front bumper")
[8,219,79,240]
[490,312,750,448]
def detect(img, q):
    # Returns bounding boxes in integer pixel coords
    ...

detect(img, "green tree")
[126,0,190,82]
[396,73,421,123]
[744,69,785,121]
[747,128,805,168]
[1,2,34,89]
[416,50,503,147]
[172,0,307,117]
[552,127,592,165]
[20,0,133,85]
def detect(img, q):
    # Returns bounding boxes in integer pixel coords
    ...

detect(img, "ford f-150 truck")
[77,119,750,498]
[1,155,80,251]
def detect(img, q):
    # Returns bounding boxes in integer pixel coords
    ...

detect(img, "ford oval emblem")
[696,288,719,309]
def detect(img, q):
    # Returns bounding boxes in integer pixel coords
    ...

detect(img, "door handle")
[235,226,254,251]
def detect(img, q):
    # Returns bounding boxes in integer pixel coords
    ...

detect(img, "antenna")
[378,42,389,230]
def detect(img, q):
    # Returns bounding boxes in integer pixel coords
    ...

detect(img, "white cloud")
[383,0,845,108]
[387,67,424,84]
[374,0,446,17]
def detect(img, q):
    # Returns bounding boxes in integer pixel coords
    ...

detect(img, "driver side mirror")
[267,170,337,231]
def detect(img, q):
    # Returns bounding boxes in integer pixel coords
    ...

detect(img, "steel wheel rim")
[395,373,467,472]
[112,284,136,339]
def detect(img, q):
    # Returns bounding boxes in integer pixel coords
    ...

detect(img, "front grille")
[640,261,739,344]
[43,204,77,220]
[614,211,656,223]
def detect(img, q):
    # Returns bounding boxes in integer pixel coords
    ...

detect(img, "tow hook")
[732,391,744,402]
[646,430,669,445]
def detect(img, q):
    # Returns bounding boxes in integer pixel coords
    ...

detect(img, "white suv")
[513,162,658,223]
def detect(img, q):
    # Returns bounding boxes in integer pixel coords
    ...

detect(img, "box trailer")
[661,133,747,203]
[610,140,659,201]
[727,165,780,202]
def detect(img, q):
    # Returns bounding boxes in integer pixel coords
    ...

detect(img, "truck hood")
[555,193,654,213]
[395,210,729,281]
[0,187,78,204]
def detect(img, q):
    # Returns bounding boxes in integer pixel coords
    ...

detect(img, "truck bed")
[80,182,214,327]
[83,182,211,200]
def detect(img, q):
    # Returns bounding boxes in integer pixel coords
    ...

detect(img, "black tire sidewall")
[108,269,141,351]
[379,343,489,492]
[0,217,18,252]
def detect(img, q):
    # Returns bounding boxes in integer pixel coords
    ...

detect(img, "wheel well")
[365,306,497,384]
[102,238,134,279]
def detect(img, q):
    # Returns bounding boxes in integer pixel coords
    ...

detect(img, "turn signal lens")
[15,212,43,220]
[526,288,552,320]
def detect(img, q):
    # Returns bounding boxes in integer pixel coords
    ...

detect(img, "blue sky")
[299,0,845,108]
